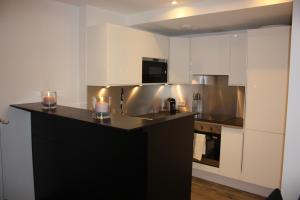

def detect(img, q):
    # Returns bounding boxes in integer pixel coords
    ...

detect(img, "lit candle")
[41,90,57,110]
[43,92,55,105]
[95,96,108,113]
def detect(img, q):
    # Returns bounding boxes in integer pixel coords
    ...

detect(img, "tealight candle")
[92,95,111,120]
[41,91,57,109]
[43,95,55,105]
[95,97,108,113]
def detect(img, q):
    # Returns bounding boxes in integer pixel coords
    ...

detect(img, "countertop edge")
[194,120,244,129]
[10,103,197,132]
[10,104,133,132]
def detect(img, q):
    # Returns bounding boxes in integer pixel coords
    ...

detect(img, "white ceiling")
[133,2,293,36]
[57,0,204,14]
[56,0,293,36]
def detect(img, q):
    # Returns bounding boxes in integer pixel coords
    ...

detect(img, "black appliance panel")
[142,59,167,83]
[194,122,221,168]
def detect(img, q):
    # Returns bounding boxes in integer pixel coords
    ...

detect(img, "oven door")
[194,131,221,168]
[204,132,221,161]
[142,59,167,83]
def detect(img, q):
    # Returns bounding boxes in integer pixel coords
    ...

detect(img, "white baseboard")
[192,168,273,197]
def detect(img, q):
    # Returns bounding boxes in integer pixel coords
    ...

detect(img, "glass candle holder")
[41,91,57,110]
[92,96,111,119]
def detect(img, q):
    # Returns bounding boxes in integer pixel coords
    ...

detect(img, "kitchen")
[0,0,299,200]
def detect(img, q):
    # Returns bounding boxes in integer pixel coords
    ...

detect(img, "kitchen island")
[9,103,195,200]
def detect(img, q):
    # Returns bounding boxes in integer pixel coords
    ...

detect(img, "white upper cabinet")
[87,25,108,86]
[87,23,169,86]
[245,26,290,134]
[220,127,243,180]
[191,34,230,75]
[107,25,142,85]
[229,32,247,86]
[168,37,190,84]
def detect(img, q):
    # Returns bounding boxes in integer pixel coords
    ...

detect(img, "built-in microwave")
[142,57,167,83]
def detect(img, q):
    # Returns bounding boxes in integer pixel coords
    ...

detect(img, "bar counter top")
[11,103,196,132]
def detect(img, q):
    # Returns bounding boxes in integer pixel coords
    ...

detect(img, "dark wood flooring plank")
[191,177,265,200]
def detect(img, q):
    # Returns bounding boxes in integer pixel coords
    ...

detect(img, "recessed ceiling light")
[172,1,178,5]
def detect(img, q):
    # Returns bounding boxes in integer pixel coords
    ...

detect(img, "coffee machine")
[166,98,176,114]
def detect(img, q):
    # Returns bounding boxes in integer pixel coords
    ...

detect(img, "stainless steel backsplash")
[197,85,244,117]
[87,80,245,117]
[170,85,244,118]
[87,85,171,116]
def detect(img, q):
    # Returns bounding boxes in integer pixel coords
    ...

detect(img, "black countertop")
[11,103,196,132]
[194,113,244,128]
[221,117,244,128]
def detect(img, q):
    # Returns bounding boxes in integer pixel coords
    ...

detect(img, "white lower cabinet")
[242,130,284,188]
[195,127,284,189]
[220,127,243,180]
[194,126,244,178]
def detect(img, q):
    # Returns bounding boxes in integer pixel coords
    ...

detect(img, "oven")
[194,121,221,168]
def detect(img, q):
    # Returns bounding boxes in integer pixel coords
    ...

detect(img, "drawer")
[194,121,221,134]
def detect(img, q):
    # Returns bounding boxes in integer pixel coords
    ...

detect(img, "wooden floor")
[191,177,265,200]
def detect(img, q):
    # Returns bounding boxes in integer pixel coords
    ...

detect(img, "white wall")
[0,0,81,118]
[0,2,127,198]
[281,1,300,200]
[85,5,127,27]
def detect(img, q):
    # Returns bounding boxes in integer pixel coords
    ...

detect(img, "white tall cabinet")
[168,37,190,84]
[87,23,169,86]
[243,26,290,188]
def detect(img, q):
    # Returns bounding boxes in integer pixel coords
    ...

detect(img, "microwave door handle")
[163,67,167,75]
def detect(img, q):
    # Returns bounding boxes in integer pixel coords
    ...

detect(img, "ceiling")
[133,2,293,36]
[57,0,204,14]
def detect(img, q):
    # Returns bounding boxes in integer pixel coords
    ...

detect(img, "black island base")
[11,103,195,200]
